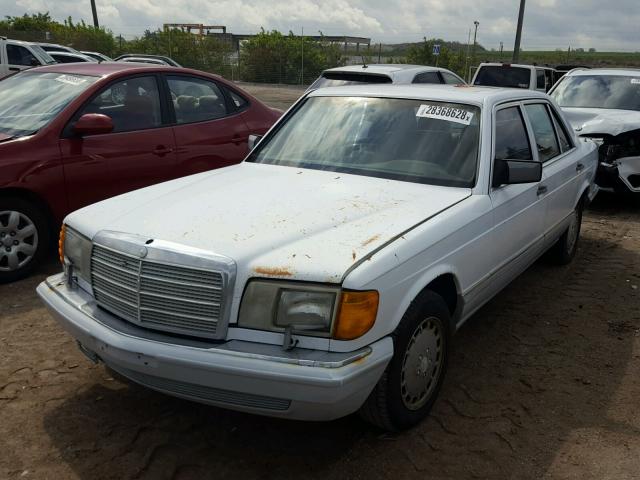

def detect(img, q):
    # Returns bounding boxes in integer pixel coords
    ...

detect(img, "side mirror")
[73,113,114,136]
[30,57,40,67]
[248,134,263,151]
[492,159,542,188]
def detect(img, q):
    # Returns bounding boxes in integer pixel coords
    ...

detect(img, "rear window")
[309,72,392,89]
[474,66,531,89]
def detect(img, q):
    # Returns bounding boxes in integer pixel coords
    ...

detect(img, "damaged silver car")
[550,68,640,195]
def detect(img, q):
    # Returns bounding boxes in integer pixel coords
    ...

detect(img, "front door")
[59,75,177,211]
[489,104,547,291]
[166,74,250,176]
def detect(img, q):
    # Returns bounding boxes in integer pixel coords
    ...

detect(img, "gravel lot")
[1,86,639,480]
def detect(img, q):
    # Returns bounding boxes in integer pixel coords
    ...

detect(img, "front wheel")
[359,290,450,431]
[548,201,583,265]
[0,197,51,283]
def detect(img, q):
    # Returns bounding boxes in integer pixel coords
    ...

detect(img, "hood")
[561,107,640,137]
[67,163,471,283]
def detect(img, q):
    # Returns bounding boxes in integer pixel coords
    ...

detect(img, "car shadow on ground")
[38,196,640,480]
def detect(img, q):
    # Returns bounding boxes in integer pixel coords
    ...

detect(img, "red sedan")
[0,62,281,282]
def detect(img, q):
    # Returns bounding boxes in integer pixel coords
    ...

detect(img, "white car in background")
[550,68,640,195]
[39,85,597,431]
[81,51,112,62]
[48,51,97,63]
[307,64,465,91]
[0,37,56,79]
[473,62,558,93]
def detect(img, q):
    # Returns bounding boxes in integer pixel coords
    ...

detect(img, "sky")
[3,0,640,51]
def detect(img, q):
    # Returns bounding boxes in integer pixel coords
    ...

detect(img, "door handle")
[231,136,244,145]
[9,67,19,72]
[537,185,548,196]
[152,146,173,156]
[576,162,585,172]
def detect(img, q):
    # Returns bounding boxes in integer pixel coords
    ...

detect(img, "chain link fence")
[1,28,344,86]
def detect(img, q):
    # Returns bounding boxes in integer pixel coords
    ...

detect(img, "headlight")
[238,280,378,340]
[60,224,92,285]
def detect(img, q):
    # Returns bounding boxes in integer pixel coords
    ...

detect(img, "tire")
[359,290,450,431]
[548,200,583,266]
[0,196,51,283]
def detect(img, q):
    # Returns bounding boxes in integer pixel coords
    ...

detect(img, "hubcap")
[566,209,580,253]
[401,316,444,410]
[0,211,38,272]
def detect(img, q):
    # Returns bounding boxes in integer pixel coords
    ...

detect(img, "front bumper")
[37,274,393,421]
[596,157,640,194]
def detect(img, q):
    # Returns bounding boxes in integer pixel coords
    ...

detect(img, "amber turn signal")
[333,290,379,340]
[58,224,66,264]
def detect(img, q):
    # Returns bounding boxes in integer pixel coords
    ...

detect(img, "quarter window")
[441,72,463,85]
[550,109,573,152]
[412,72,442,84]
[524,104,561,162]
[168,76,228,124]
[226,87,248,109]
[79,76,162,133]
[495,107,533,161]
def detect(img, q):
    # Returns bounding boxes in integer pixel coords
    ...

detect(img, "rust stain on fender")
[253,266,294,277]
[361,234,381,247]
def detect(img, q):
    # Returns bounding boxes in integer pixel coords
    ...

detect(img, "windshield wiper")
[0,130,39,143]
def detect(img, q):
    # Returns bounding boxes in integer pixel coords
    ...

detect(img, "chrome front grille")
[90,243,226,339]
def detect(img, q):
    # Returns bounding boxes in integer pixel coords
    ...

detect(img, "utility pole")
[500,41,504,61]
[301,27,304,85]
[90,0,99,28]
[472,20,479,67]
[378,42,382,64]
[513,0,526,63]
[464,28,471,82]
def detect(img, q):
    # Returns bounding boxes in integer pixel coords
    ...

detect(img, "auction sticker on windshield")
[417,104,474,125]
[55,75,87,86]
[631,79,640,85]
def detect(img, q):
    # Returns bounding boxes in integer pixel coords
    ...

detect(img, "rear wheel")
[0,197,51,283]
[359,290,450,431]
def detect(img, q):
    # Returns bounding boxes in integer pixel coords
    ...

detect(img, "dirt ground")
[1,87,640,480]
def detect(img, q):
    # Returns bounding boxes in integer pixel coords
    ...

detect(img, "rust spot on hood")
[253,266,294,277]
[361,234,381,247]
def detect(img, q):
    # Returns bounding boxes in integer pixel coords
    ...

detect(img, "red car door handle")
[152,146,173,156]
[231,136,245,145]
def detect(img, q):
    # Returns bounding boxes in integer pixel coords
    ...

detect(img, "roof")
[308,84,549,106]
[478,62,556,70]
[324,64,446,75]
[565,68,640,77]
[25,61,172,76]
[49,51,95,60]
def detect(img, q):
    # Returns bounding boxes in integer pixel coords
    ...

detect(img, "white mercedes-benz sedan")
[38,85,598,431]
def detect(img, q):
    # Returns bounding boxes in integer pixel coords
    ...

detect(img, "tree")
[406,38,466,77]
[239,29,343,84]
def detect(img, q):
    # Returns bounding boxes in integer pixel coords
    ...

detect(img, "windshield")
[551,75,640,111]
[0,72,98,137]
[309,73,392,90]
[249,96,480,188]
[474,66,531,89]
[30,45,57,65]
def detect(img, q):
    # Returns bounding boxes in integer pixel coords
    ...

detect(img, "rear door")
[60,74,178,211]
[522,102,579,247]
[165,74,251,175]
